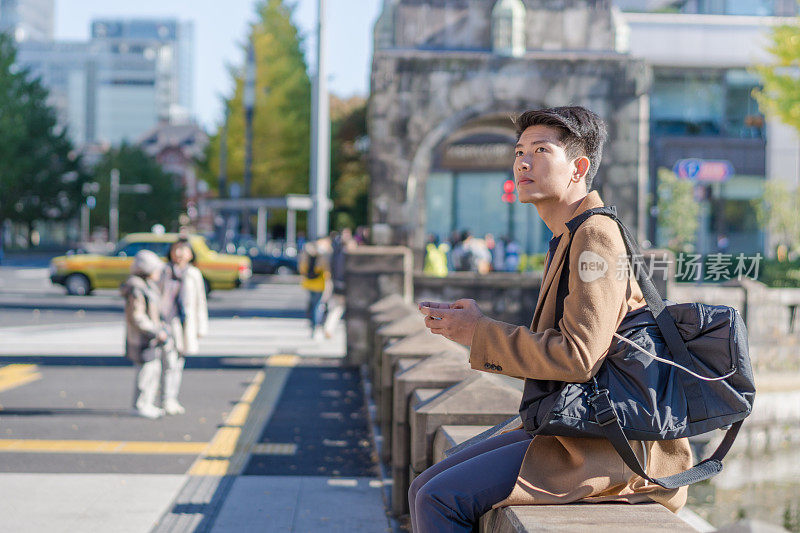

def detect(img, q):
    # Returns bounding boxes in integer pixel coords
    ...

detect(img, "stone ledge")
[433,425,701,533]
[480,503,698,532]
[433,425,491,464]
[369,293,406,314]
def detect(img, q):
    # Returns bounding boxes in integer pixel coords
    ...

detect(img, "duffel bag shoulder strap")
[554,205,740,488]
[557,206,707,408]
[590,386,742,488]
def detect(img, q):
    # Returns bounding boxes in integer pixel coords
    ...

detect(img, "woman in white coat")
[159,237,209,415]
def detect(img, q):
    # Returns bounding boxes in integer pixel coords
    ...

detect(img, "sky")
[54,0,382,132]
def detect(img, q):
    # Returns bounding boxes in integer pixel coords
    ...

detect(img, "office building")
[15,18,194,146]
[0,0,54,42]
[621,0,799,254]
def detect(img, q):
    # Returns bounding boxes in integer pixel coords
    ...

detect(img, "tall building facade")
[619,0,799,255]
[14,18,194,147]
[0,0,54,42]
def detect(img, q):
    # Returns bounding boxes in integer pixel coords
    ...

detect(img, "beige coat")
[121,275,163,364]
[469,191,693,513]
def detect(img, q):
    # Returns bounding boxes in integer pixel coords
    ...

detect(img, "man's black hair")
[514,106,608,190]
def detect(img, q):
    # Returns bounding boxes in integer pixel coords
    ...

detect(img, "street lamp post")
[242,40,256,236]
[81,181,100,242]
[110,169,120,243]
[109,168,154,243]
[309,0,330,240]
[217,104,231,248]
[218,103,230,199]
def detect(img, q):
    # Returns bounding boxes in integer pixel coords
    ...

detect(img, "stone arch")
[404,102,529,250]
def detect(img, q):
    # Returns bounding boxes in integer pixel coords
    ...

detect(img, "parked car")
[249,247,299,275]
[50,233,252,295]
[207,236,299,276]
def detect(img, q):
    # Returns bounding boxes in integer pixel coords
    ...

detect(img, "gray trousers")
[408,429,532,532]
[162,347,184,403]
[133,347,184,408]
[134,358,161,409]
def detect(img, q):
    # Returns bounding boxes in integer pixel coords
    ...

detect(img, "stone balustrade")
[364,294,702,532]
[390,349,474,514]
[346,246,800,532]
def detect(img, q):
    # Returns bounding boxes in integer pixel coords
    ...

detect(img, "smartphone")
[420,305,443,320]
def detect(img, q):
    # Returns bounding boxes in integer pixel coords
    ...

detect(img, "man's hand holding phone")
[418,299,483,346]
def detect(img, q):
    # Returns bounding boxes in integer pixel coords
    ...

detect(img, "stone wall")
[344,246,413,365]
[351,244,799,530]
[414,271,543,326]
[381,0,618,52]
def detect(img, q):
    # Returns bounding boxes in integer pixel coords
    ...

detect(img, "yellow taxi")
[50,233,252,295]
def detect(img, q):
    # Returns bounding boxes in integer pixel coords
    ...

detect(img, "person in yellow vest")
[423,235,449,277]
[299,239,331,338]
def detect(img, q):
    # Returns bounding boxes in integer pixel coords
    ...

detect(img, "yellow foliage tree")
[203,0,311,199]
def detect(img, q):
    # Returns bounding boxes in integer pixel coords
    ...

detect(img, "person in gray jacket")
[121,250,170,420]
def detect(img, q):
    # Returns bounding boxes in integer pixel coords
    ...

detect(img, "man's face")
[513,125,586,205]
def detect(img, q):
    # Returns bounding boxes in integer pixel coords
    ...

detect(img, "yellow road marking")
[224,372,264,427]
[266,354,299,367]
[0,372,41,393]
[0,365,42,393]
[226,402,250,427]
[0,363,279,464]
[189,369,267,476]
[190,458,230,476]
[0,364,37,375]
[0,439,207,454]
[205,427,241,457]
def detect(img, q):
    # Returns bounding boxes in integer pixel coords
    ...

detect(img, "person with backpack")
[300,239,331,338]
[322,229,357,338]
[410,107,693,531]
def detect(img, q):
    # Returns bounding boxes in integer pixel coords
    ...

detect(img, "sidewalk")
[0,317,392,533]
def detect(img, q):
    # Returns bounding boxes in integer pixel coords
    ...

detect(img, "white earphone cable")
[612,333,736,382]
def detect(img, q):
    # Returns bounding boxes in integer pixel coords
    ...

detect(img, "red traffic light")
[503,180,515,193]
[501,192,516,203]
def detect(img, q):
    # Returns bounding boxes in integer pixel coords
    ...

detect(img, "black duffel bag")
[520,206,756,489]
